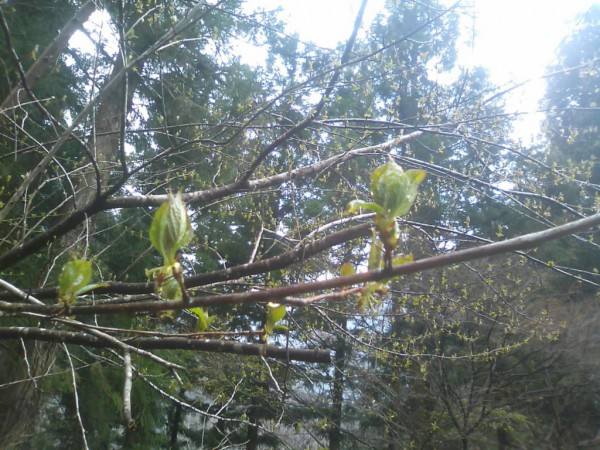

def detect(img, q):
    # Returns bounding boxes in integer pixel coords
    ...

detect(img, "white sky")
[76,1,600,141]
[251,0,600,141]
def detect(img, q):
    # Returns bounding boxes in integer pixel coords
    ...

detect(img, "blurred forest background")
[0,0,599,448]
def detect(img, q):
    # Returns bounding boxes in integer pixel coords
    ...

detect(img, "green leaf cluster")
[146,191,194,301]
[149,190,193,266]
[189,307,213,332]
[347,158,425,268]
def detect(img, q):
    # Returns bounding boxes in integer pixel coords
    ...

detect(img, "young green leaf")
[190,307,211,332]
[265,302,287,336]
[339,262,356,277]
[346,199,383,215]
[149,190,193,264]
[272,324,289,333]
[58,259,105,305]
[348,159,425,270]
[372,158,426,218]
[160,275,182,301]
[145,265,182,300]
[266,302,286,325]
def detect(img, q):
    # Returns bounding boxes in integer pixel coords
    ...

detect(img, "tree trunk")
[62,53,142,251]
[169,400,182,449]
[0,340,56,448]
[497,425,511,449]
[0,9,145,445]
[0,4,97,447]
[246,405,259,450]
[0,1,96,111]
[328,319,347,450]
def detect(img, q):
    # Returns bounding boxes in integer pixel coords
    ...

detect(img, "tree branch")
[0,132,420,270]
[1,210,599,316]
[105,131,423,208]
[6,222,371,300]
[123,350,134,428]
[236,0,368,185]
[0,327,331,364]
[0,1,209,224]
[62,343,90,450]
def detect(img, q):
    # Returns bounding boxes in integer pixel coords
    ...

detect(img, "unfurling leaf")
[147,191,193,303]
[371,158,426,218]
[340,262,355,277]
[59,260,92,296]
[58,259,106,305]
[357,282,387,313]
[266,302,286,327]
[160,274,182,301]
[346,199,383,215]
[264,302,287,339]
[149,190,193,265]
[190,307,212,332]
[346,158,425,270]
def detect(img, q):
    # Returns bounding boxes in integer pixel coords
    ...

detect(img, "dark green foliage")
[31,353,171,449]
[539,5,600,283]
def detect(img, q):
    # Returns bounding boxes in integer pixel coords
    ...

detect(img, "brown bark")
[2,209,600,318]
[0,133,422,270]
[2,223,371,300]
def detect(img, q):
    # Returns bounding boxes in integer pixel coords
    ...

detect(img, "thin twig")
[62,343,90,450]
[260,356,283,395]
[56,318,186,371]
[0,278,44,305]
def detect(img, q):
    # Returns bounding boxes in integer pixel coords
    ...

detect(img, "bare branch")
[0,1,209,224]
[236,0,368,185]
[0,278,44,305]
[59,318,185,371]
[105,131,424,208]
[62,343,90,450]
[0,132,420,270]
[4,222,370,301]
[0,327,331,363]
[1,210,599,317]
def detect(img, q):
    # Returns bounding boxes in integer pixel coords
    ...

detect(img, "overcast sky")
[249,0,599,140]
[77,1,599,140]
